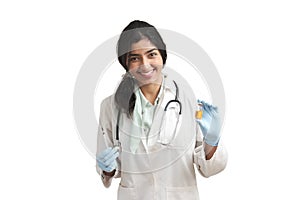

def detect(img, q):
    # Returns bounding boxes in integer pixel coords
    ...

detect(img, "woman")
[96,20,227,200]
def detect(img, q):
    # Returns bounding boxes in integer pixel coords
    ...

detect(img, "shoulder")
[100,94,117,115]
[100,94,114,107]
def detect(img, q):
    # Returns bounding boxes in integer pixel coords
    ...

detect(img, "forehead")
[130,38,157,54]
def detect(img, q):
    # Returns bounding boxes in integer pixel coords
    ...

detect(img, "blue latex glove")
[196,100,221,146]
[96,147,119,172]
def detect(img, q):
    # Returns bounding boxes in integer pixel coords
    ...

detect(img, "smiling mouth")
[138,69,155,77]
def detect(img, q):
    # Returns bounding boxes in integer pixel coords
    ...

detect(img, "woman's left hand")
[196,100,221,146]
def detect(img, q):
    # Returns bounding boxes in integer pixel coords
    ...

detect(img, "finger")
[102,147,118,162]
[212,104,218,110]
[201,101,211,110]
[98,161,115,172]
[202,103,211,115]
[103,154,119,169]
[97,147,114,161]
[97,161,106,170]
[96,157,105,166]
[211,107,218,116]
[205,104,218,117]
[105,164,116,172]
[200,100,206,105]
[103,151,119,166]
[208,105,215,113]
[97,147,113,159]
[97,152,119,168]
[210,104,218,111]
[201,101,217,109]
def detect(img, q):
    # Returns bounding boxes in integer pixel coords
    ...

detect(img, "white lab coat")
[96,75,228,200]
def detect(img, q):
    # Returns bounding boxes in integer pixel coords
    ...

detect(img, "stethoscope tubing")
[115,80,181,144]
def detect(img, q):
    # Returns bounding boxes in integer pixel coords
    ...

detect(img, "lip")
[138,69,156,79]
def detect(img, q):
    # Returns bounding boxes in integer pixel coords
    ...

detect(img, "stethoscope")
[114,80,182,148]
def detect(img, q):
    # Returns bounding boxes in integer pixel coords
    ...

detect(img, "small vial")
[195,102,203,119]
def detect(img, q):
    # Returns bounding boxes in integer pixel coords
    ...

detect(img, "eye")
[149,52,158,57]
[129,57,139,62]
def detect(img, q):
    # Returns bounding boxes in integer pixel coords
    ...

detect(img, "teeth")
[140,70,153,75]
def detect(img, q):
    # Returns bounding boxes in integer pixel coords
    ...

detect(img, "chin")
[137,80,154,87]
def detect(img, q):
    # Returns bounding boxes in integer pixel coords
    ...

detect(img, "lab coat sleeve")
[96,96,121,188]
[193,124,228,178]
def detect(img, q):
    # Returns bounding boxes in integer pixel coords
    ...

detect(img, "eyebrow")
[128,48,158,57]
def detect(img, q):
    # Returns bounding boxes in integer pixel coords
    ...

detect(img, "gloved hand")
[196,100,221,146]
[96,147,119,172]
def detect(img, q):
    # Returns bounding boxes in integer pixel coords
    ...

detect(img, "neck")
[140,82,162,105]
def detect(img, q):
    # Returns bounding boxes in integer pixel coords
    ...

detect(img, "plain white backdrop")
[1,0,299,199]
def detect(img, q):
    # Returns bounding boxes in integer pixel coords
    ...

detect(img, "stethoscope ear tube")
[164,80,182,114]
[116,110,121,141]
[172,80,179,100]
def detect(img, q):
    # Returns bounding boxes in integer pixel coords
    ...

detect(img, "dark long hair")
[114,20,167,116]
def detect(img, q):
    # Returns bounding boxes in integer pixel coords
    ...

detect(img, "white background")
[1,0,299,199]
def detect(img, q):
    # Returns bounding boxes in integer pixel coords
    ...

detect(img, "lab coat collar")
[162,73,178,98]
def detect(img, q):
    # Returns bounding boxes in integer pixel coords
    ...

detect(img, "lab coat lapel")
[147,77,177,146]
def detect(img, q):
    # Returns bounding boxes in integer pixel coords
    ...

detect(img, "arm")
[193,126,228,177]
[96,128,117,188]
[204,143,217,160]
[193,100,228,177]
[96,96,120,187]
[194,144,228,178]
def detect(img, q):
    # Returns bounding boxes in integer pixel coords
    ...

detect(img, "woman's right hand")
[96,147,119,172]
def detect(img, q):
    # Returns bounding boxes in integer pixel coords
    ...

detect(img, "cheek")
[128,64,139,72]
[156,56,164,66]
[154,60,164,70]
[127,65,139,76]
[149,56,164,67]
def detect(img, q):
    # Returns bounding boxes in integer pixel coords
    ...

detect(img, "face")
[127,38,164,86]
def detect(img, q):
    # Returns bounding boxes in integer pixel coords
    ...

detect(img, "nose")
[141,56,150,67]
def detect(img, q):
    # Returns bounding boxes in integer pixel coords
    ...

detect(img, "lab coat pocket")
[117,184,137,200]
[166,185,199,200]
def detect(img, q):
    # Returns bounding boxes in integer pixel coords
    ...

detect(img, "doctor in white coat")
[96,20,228,200]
